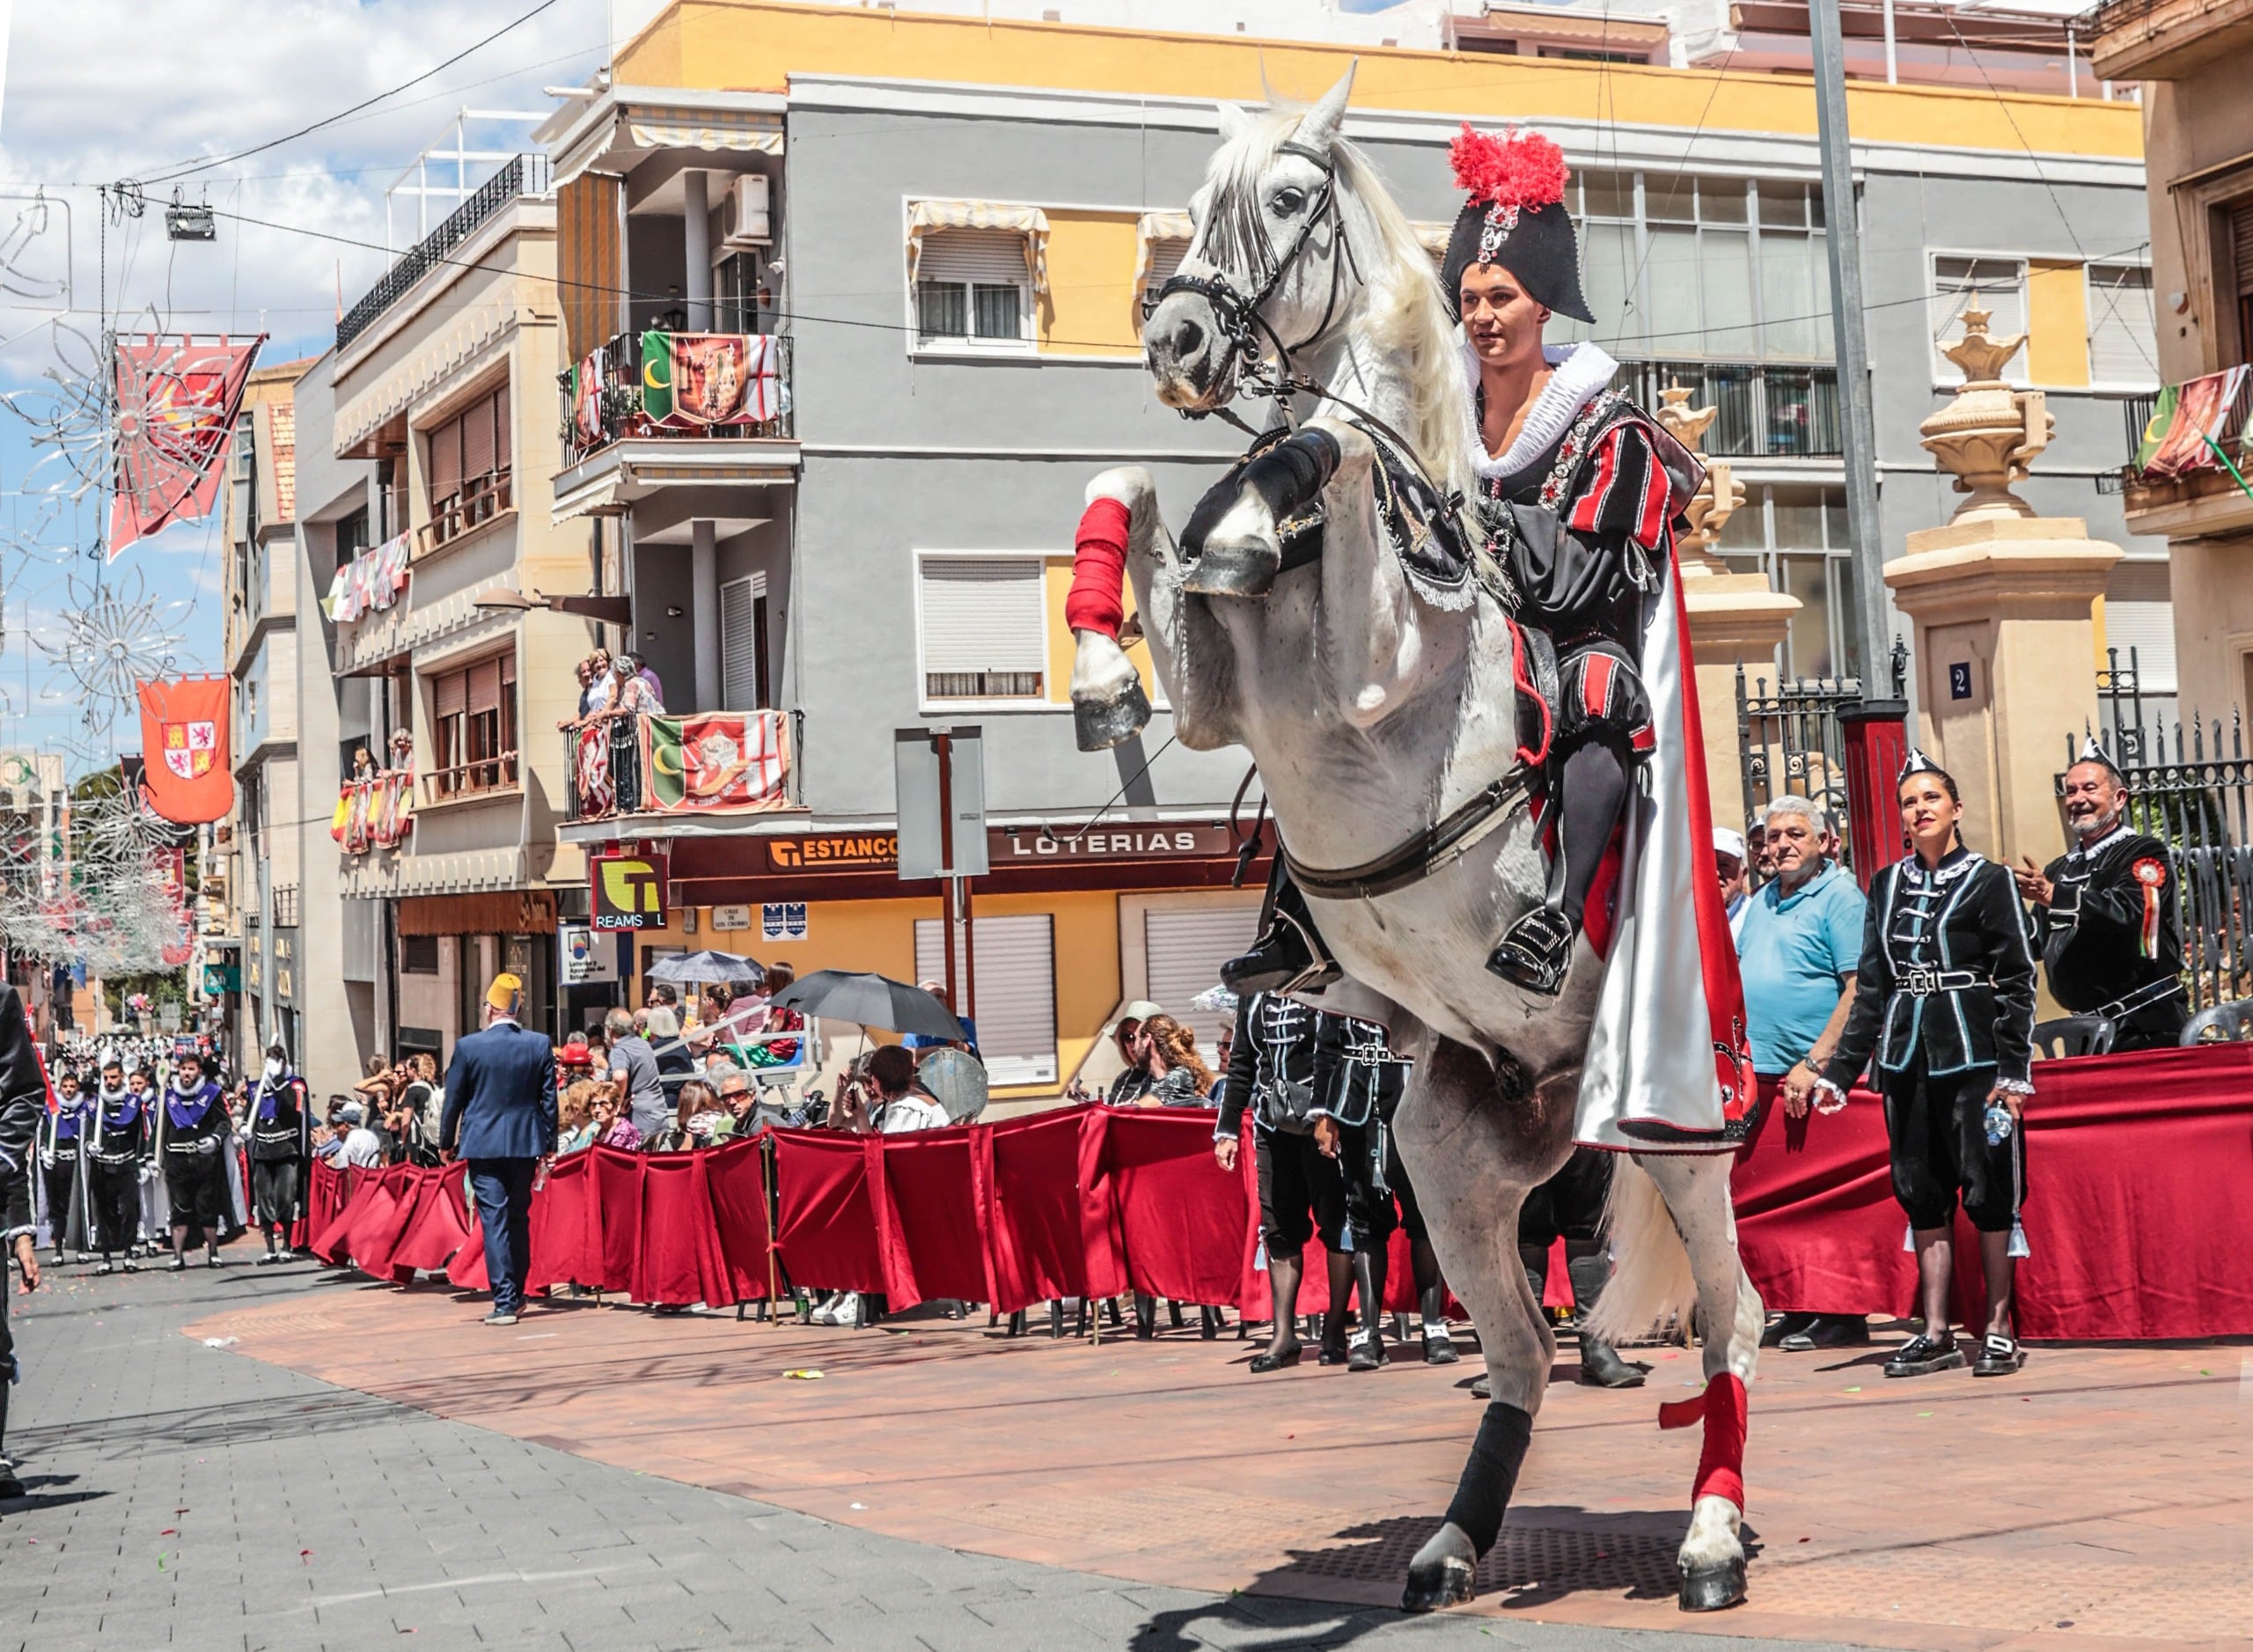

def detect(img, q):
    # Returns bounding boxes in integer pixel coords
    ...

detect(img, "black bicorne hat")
[1440,125,1595,327]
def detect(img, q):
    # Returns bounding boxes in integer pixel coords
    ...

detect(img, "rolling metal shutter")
[1144,902,1261,1054]
[919,557,1046,695]
[915,913,1056,1086]
[917,229,1034,288]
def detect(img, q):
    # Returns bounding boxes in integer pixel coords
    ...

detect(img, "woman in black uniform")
[86,1056,150,1273]
[1310,1012,1414,1371]
[1816,753,2038,1379]
[160,1050,233,1269]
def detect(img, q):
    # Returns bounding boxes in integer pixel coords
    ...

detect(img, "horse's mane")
[1207,107,1479,510]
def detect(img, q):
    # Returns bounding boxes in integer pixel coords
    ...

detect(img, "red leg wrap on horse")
[1066,496,1132,638]
[1692,1372,1748,1511]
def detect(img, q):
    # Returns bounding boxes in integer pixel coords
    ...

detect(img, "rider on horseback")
[1219,126,1691,998]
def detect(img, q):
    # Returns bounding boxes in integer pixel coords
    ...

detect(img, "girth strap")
[1281,769,1534,903]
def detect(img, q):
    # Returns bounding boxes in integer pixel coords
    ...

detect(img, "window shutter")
[2104,601,2177,694]
[467,658,502,716]
[914,914,1056,1085]
[2233,200,2253,297]
[920,557,1046,688]
[434,668,466,719]
[721,573,767,709]
[429,415,460,497]
[918,230,1033,287]
[492,383,510,469]
[1145,237,1189,301]
[1144,902,1263,1054]
[2085,265,2157,387]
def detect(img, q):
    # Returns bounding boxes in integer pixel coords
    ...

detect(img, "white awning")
[1132,209,1195,308]
[627,118,784,155]
[906,201,1049,293]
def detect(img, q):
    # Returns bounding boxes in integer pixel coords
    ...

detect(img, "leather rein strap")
[1281,768,1535,903]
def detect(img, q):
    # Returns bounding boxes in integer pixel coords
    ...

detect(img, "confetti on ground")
[1844,1385,1863,1393]
[784,1369,823,1380]
[201,1337,238,1348]
[849,1502,867,1510]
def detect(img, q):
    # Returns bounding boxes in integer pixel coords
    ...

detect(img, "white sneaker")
[810,1293,840,1325]
[829,1291,860,1327]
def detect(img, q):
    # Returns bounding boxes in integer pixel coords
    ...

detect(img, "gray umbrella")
[770,970,965,1039]
[647,949,767,988]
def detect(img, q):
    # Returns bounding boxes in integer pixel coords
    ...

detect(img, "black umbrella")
[770,970,965,1039]
[647,949,767,988]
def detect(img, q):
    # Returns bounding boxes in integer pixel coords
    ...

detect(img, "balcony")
[552,331,798,521]
[334,773,415,855]
[1615,361,1841,459]
[562,709,798,828]
[338,153,552,352]
[2081,0,2253,78]
[416,466,514,558]
[425,751,519,804]
[2113,373,2253,540]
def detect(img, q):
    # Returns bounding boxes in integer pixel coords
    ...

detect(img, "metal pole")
[1808,0,1890,690]
[1881,0,1897,83]
[934,731,958,1015]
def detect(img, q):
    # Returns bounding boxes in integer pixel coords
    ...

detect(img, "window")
[915,230,1031,349]
[1931,256,2028,382]
[716,249,760,335]
[429,651,518,797]
[2231,199,2253,370]
[917,556,1046,702]
[334,504,371,573]
[1141,235,1189,316]
[1143,903,1262,1055]
[2086,264,2158,387]
[422,382,512,548]
[401,935,440,974]
[915,913,1057,1085]
[1714,483,1862,682]
[720,571,770,709]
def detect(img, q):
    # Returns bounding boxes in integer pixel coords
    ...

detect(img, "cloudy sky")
[0,0,610,767]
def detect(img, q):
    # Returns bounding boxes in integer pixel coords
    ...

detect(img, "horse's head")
[1143,66,1360,413]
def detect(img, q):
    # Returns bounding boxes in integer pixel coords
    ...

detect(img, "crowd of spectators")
[559,649,667,730]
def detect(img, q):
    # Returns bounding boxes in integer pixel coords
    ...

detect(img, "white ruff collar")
[1464,339,1620,481]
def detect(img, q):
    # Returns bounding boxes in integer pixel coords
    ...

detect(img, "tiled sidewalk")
[180,1278,2253,1652]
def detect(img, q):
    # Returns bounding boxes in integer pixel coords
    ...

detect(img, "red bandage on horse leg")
[1065,496,1132,639]
[1692,1372,1748,1512]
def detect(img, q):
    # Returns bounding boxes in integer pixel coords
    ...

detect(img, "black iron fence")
[563,716,646,823]
[1736,667,1868,864]
[338,154,550,350]
[2070,651,2253,1012]
[558,329,795,466]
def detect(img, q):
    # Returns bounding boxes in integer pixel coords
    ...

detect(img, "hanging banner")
[110,333,266,555]
[2136,366,2249,478]
[590,848,669,931]
[135,676,233,824]
[638,711,791,814]
[640,331,789,428]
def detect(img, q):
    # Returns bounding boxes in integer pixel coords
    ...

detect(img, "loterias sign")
[590,848,670,930]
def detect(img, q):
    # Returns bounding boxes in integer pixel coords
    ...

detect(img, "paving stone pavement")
[0,1259,1890,1652]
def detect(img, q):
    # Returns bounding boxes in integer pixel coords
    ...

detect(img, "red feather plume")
[1449,124,1568,212]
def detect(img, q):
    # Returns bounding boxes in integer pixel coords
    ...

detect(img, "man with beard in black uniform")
[2013,740,2186,1051]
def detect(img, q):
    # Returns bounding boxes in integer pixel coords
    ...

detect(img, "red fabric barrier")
[773,1131,885,1294]
[1096,1108,1251,1309]
[875,1127,990,1311]
[528,1149,600,1294]
[1735,1045,2253,1339]
[334,1164,416,1274]
[635,1151,733,1307]
[449,1211,490,1289]
[308,1163,364,1263]
[703,1136,774,1303]
[387,1162,474,1279]
[980,1111,1090,1313]
[593,1148,643,1294]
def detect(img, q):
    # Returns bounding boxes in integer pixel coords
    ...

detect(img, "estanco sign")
[590,849,670,930]
[766,833,899,871]
[759,824,1233,875]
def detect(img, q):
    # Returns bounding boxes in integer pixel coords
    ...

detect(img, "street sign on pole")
[1809,0,1892,690]
[896,727,987,1018]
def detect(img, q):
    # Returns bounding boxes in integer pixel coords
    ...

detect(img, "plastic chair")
[2031,1015,2116,1059]
[2180,998,2253,1046]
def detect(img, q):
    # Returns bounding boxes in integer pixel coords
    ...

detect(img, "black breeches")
[88,1163,141,1253]
[252,1159,302,1230]
[1255,1127,1349,1253]
[1882,1060,2024,1234]
[1552,738,1631,932]
[164,1151,230,1232]
[1337,1120,1398,1248]
[1380,1120,1428,1247]
[1518,1145,1613,1246]
[40,1159,77,1249]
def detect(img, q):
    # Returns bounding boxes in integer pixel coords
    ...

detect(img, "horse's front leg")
[1392,1041,1575,1612]
[1636,1150,1765,1613]
[1179,418,1373,598]
[1068,467,1168,752]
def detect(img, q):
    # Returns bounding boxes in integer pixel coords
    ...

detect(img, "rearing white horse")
[1068,70,1764,1613]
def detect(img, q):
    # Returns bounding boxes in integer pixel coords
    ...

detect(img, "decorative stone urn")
[1918,303,2056,525]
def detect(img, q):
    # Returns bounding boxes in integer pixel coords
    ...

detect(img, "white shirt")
[877,1094,950,1134]
[340,1127,385,1168]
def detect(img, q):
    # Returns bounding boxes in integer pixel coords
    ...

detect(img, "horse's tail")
[1584,1156,1698,1345]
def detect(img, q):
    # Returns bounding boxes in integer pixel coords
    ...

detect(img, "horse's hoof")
[1678,1557,1747,1613]
[1071,680,1151,752]
[1181,540,1280,597]
[1401,1524,1478,1612]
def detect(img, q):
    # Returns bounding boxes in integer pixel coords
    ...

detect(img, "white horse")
[1068,69,1764,1612]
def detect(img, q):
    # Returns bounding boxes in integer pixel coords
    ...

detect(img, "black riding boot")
[1348,1245,1387,1371]
[1567,1245,1648,1388]
[1221,858,1340,995]
[1489,738,1632,995]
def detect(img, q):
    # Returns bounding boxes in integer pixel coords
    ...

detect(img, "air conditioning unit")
[723,173,771,248]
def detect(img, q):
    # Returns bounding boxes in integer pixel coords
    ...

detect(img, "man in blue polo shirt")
[1736,794,1867,1351]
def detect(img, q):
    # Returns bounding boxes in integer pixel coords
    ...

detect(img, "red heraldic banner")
[110,333,265,556]
[136,677,234,824]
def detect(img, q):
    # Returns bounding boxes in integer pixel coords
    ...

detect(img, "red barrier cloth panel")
[387,1162,474,1279]
[449,1211,491,1289]
[773,1130,885,1295]
[1732,1046,2253,1339]
[635,1150,734,1307]
[527,1150,598,1294]
[594,1147,645,1294]
[371,1166,444,1282]
[980,1111,1090,1313]
[875,1127,990,1311]
[308,1164,364,1263]
[1098,1108,1250,1309]
[703,1136,774,1303]
[337,1164,417,1275]
[1075,1107,1130,1301]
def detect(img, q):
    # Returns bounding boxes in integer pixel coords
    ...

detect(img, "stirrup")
[1220,913,1340,996]
[1486,906,1575,995]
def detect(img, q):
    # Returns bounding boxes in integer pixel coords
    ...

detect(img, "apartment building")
[514,0,2149,1098]
[2090,0,2253,721]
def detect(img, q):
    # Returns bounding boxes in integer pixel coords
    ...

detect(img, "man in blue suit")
[440,973,557,1326]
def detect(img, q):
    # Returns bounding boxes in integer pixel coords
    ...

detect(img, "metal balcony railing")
[1616,360,1842,459]
[338,154,552,350]
[415,467,514,557]
[424,751,519,803]
[558,330,794,466]
[272,885,299,928]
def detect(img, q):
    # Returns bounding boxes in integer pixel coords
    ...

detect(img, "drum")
[916,1046,989,1122]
